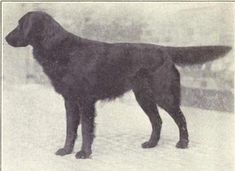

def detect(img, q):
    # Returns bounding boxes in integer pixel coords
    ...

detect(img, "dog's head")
[5,11,66,49]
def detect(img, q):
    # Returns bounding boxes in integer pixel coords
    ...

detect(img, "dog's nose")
[5,34,17,46]
[5,34,14,45]
[5,35,10,43]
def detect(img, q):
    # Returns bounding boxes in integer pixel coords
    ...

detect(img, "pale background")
[2,2,235,171]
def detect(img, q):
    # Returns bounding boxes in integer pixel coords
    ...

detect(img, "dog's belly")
[94,78,132,100]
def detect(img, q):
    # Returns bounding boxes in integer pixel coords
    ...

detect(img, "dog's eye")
[17,23,23,30]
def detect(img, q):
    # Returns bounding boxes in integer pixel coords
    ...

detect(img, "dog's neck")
[31,34,79,67]
[32,45,66,65]
[31,33,85,72]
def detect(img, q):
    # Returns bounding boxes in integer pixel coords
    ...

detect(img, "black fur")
[5,11,231,159]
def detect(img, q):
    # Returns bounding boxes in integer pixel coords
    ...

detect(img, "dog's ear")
[40,19,67,50]
[21,14,34,40]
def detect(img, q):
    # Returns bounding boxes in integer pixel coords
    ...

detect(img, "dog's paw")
[141,140,158,148]
[55,148,73,156]
[176,139,189,149]
[75,150,91,159]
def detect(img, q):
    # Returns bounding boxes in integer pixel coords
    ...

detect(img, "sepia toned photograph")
[2,2,234,171]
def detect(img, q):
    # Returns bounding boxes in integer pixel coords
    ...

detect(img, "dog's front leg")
[75,99,96,159]
[55,98,80,156]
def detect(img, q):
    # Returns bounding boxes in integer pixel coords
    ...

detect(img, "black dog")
[5,11,231,159]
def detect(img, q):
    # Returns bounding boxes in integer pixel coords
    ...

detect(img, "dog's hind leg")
[162,106,189,149]
[132,69,162,148]
[158,66,189,148]
[55,98,80,156]
[156,64,189,148]
[154,63,189,149]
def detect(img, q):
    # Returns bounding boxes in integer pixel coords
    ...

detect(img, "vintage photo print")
[2,2,234,171]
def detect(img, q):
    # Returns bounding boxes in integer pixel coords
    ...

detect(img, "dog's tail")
[166,46,232,65]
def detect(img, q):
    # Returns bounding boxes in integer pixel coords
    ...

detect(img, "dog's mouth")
[5,33,29,47]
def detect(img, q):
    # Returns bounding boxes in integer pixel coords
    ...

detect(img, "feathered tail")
[165,46,232,65]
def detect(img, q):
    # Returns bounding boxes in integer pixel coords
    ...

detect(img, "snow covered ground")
[2,84,235,171]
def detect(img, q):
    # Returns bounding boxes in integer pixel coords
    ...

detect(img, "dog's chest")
[33,49,68,81]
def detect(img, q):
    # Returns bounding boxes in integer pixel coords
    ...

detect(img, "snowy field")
[2,84,235,171]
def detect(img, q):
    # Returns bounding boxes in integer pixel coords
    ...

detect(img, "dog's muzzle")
[5,31,28,47]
